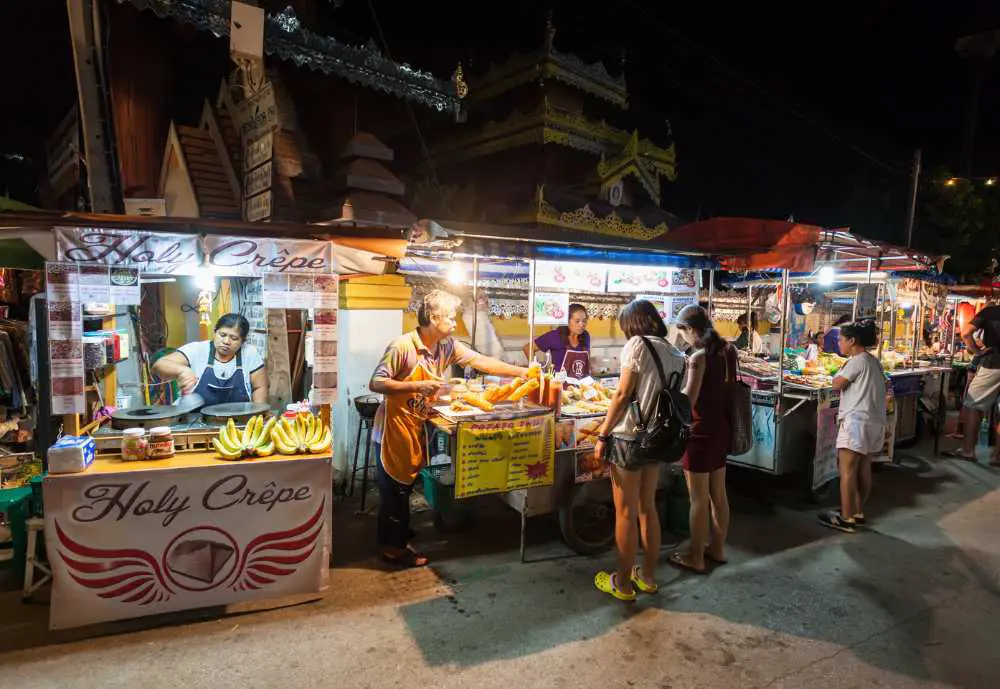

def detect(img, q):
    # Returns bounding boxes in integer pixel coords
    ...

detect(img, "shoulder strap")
[638,336,668,389]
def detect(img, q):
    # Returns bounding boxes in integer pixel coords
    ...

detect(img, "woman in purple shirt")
[524,303,592,378]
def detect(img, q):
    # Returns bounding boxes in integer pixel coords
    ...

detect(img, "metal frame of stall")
[403,239,716,561]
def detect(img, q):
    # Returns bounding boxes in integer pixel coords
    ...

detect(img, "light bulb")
[817,266,835,286]
[194,265,216,293]
[446,261,466,285]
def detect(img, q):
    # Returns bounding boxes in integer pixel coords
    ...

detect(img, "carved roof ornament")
[512,185,669,241]
[118,0,462,113]
[469,15,628,108]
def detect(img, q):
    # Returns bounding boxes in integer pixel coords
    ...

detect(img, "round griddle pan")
[200,402,271,425]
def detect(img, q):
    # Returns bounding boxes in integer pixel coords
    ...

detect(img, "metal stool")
[350,394,381,511]
[23,517,51,601]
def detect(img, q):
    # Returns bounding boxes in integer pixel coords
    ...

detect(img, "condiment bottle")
[147,426,175,459]
[121,428,147,461]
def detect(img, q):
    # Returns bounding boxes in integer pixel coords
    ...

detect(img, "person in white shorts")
[949,305,1000,465]
[819,320,887,534]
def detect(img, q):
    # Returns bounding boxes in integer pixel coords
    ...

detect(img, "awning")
[658,217,821,272]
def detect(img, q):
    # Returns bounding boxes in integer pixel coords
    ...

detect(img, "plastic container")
[121,428,148,461]
[284,403,301,419]
[147,427,175,459]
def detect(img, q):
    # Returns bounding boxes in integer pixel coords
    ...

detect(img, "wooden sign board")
[244,161,272,198]
[244,190,272,223]
[244,132,273,172]
[234,82,279,142]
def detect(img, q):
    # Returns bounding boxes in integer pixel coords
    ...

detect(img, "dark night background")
[2,1,999,267]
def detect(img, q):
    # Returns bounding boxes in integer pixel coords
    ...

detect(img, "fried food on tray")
[487,377,524,402]
[449,400,475,412]
[461,392,495,412]
[508,379,540,402]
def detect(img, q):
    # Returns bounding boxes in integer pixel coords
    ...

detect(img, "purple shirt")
[534,329,590,373]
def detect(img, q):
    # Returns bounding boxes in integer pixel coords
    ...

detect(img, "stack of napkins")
[47,435,96,474]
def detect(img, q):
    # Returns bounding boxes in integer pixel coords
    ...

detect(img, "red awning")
[658,217,821,271]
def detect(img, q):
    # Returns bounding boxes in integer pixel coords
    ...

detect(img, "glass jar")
[121,428,147,461]
[147,426,175,460]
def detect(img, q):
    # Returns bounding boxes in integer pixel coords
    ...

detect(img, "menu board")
[812,389,839,490]
[454,414,555,498]
[534,261,607,292]
[533,292,570,326]
[607,267,698,294]
[46,262,85,415]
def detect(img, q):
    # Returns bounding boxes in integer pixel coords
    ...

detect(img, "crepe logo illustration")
[54,500,325,604]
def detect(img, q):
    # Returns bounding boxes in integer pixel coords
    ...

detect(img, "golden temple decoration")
[453,63,469,100]
[507,186,669,241]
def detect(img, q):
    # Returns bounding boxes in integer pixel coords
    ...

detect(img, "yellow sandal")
[630,565,658,594]
[594,571,637,602]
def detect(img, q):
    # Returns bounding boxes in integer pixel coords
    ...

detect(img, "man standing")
[949,304,1000,464]
[370,289,528,567]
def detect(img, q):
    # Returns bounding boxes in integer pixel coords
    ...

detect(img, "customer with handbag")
[670,305,737,574]
[592,300,687,602]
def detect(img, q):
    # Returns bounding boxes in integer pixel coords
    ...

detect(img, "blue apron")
[193,342,251,405]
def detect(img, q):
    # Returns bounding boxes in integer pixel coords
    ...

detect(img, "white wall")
[334,309,403,480]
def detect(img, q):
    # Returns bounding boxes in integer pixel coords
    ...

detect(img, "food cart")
[661,220,950,494]
[400,231,714,560]
[0,212,404,629]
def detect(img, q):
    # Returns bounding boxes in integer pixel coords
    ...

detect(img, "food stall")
[399,236,714,559]
[661,219,949,494]
[0,214,402,629]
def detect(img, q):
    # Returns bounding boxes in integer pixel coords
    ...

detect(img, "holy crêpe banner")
[43,457,331,629]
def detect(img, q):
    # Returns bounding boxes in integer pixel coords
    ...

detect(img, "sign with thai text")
[454,414,554,498]
[44,456,332,629]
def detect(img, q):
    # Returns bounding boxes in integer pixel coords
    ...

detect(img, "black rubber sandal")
[381,547,429,568]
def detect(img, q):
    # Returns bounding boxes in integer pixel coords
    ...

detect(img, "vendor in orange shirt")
[370,289,528,567]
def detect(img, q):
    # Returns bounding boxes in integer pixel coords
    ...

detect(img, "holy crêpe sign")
[43,458,332,629]
[54,227,334,276]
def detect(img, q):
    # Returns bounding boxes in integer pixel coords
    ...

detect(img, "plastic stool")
[22,517,51,601]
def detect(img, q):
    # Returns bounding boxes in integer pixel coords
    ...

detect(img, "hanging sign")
[534,261,607,292]
[233,81,279,143]
[244,161,272,198]
[43,456,332,629]
[454,414,555,498]
[606,266,698,294]
[244,190,272,223]
[533,292,570,326]
[55,227,200,275]
[244,132,273,172]
[204,236,333,276]
[855,284,879,320]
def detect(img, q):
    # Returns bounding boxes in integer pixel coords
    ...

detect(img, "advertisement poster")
[311,308,339,404]
[534,261,607,292]
[261,274,289,309]
[109,267,140,306]
[454,415,555,498]
[636,295,668,321]
[44,457,332,629]
[606,267,698,294]
[312,274,340,309]
[855,284,879,320]
[78,265,111,304]
[46,262,85,415]
[812,389,840,490]
[533,292,570,326]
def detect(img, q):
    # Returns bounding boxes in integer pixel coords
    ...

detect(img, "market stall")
[0,216,381,628]
[399,237,713,559]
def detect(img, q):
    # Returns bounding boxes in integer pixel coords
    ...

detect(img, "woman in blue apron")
[525,303,592,379]
[152,313,268,405]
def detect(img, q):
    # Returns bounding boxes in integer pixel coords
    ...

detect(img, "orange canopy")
[658,218,821,272]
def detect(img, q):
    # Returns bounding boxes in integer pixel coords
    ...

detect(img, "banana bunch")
[271,413,332,455]
[212,415,276,460]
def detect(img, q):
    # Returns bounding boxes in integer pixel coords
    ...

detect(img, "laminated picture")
[314,340,337,357]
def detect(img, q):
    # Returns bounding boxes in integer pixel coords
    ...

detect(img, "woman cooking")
[152,313,268,405]
[524,303,591,379]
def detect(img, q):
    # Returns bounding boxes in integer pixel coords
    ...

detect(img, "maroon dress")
[682,345,737,473]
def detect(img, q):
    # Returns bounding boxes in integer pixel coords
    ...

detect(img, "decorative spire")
[453,63,469,99]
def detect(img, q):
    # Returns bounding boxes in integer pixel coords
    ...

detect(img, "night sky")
[2,0,998,245]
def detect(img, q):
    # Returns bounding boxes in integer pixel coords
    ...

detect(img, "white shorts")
[964,366,1000,412]
[837,415,886,456]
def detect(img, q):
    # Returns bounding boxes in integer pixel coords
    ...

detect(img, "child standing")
[819,320,886,533]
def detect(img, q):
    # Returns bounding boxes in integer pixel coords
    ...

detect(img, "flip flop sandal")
[630,565,658,594]
[594,571,637,602]
[382,548,429,568]
[668,551,707,575]
[942,450,977,461]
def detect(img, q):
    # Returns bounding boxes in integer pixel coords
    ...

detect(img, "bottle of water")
[979,417,990,449]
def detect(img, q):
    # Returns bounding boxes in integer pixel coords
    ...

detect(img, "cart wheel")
[558,483,615,555]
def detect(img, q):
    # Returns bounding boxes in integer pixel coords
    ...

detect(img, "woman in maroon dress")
[671,305,736,573]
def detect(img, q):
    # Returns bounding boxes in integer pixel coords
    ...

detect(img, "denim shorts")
[608,436,659,472]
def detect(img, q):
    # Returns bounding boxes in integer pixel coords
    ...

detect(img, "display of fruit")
[271,413,332,455]
[212,415,276,460]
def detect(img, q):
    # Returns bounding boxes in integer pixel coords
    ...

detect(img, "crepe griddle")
[112,405,186,429]
[201,402,271,425]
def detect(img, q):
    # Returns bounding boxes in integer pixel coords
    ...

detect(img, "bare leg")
[681,470,710,571]
[706,466,730,561]
[636,464,661,585]
[856,455,872,516]
[610,466,640,595]
[838,449,861,518]
[962,408,983,456]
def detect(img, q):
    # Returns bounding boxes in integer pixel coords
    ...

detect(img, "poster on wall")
[855,284,879,320]
[77,265,110,304]
[43,458,332,630]
[534,261,607,292]
[636,295,668,321]
[109,267,140,306]
[533,292,570,326]
[607,267,698,294]
[46,262,85,415]
[311,306,339,405]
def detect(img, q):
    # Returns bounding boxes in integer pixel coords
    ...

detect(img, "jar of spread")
[147,426,175,459]
[121,428,147,461]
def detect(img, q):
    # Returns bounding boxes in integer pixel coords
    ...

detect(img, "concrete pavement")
[1,448,999,688]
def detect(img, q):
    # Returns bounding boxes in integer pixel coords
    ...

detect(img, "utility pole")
[905,149,921,248]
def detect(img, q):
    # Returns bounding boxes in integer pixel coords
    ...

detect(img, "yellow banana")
[218,424,237,450]
[307,417,323,446]
[254,441,274,457]
[213,438,243,460]
[227,418,238,443]
[307,428,332,454]
[271,423,296,453]
[256,417,276,448]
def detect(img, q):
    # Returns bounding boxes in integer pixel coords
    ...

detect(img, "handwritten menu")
[455,414,555,498]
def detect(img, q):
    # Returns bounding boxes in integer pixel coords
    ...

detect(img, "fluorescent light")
[817,265,836,286]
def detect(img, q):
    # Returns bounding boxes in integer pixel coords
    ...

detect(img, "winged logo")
[55,498,327,603]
